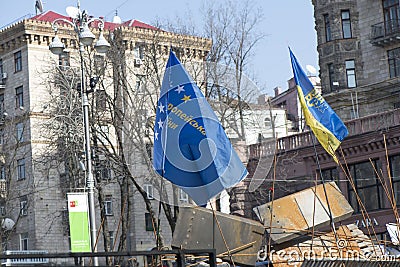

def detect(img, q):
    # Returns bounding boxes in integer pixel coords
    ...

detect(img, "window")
[145,143,152,160]
[347,160,383,213]
[109,231,114,250]
[20,233,28,250]
[135,75,145,93]
[321,167,339,183]
[0,93,4,114]
[17,158,25,180]
[97,163,111,180]
[0,205,5,216]
[0,59,3,74]
[20,196,28,216]
[15,86,23,108]
[95,90,107,111]
[324,14,332,42]
[94,54,105,74]
[390,154,400,205]
[14,51,22,72]
[179,189,189,203]
[58,52,70,70]
[341,10,352,38]
[264,117,271,128]
[345,60,356,88]
[388,48,400,78]
[0,128,3,145]
[384,0,400,35]
[145,213,154,231]
[16,122,24,142]
[104,195,113,216]
[327,63,335,92]
[96,124,109,144]
[134,44,144,60]
[144,184,154,199]
[0,165,5,180]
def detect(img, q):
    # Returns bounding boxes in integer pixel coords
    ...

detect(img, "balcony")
[371,20,400,47]
[249,108,400,158]
[1,251,49,266]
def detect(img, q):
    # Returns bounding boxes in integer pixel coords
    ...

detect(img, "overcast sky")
[0,0,318,96]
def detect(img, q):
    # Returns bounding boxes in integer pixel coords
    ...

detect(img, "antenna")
[35,0,44,15]
[306,65,317,76]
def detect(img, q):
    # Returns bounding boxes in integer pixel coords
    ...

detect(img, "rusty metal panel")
[172,206,264,266]
[254,182,354,244]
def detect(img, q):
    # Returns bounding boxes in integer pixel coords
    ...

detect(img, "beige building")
[0,9,211,265]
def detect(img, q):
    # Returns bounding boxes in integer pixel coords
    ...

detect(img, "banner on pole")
[67,193,91,252]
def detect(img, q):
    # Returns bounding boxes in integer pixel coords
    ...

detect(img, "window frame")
[389,154,400,205]
[0,165,5,180]
[388,48,400,78]
[104,195,113,216]
[0,93,4,116]
[58,51,70,70]
[345,60,357,88]
[341,10,352,38]
[347,159,383,213]
[15,86,24,108]
[144,184,154,200]
[14,51,22,72]
[145,212,154,231]
[179,189,189,203]
[327,63,335,92]
[19,232,28,250]
[324,14,332,42]
[17,158,26,180]
[20,196,28,216]
[16,122,24,142]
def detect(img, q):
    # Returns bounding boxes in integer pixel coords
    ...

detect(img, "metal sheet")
[172,206,265,266]
[254,182,354,244]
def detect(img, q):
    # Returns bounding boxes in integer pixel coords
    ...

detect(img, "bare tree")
[202,0,265,140]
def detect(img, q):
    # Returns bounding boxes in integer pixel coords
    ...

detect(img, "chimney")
[274,86,282,97]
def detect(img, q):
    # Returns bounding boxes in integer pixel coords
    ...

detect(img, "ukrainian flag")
[289,48,348,163]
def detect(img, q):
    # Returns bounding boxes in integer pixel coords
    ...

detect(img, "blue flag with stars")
[153,51,248,206]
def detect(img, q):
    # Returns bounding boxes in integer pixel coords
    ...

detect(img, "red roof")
[30,10,157,31]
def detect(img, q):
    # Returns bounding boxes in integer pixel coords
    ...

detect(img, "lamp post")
[49,2,110,266]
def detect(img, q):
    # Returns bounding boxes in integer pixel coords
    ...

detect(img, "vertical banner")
[67,193,91,252]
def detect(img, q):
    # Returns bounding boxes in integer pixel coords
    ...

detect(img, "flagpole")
[310,134,338,241]
[156,52,172,250]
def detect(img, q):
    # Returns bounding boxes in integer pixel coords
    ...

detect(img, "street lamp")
[49,2,110,266]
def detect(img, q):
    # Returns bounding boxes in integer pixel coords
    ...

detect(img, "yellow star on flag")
[181,95,191,102]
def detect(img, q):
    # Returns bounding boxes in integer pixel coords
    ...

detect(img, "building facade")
[234,0,400,244]
[313,0,400,121]
[0,9,211,265]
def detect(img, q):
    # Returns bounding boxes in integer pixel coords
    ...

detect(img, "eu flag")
[289,48,348,163]
[153,51,248,205]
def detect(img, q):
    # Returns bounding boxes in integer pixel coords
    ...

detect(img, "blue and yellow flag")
[289,48,348,163]
[153,50,248,205]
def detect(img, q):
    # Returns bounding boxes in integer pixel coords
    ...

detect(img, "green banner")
[67,193,91,252]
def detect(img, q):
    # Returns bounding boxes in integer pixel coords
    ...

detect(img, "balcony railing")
[250,109,400,158]
[371,20,400,46]
[1,250,49,266]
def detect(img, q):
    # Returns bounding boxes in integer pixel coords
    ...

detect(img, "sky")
[0,0,319,96]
